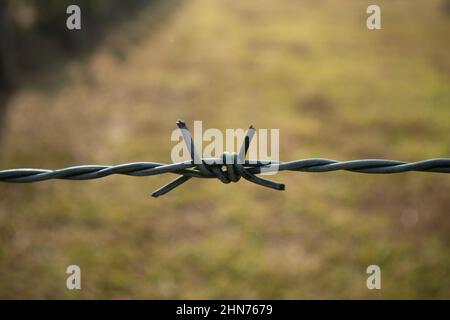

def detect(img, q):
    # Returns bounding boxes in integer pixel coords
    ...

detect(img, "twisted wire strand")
[0,121,449,197]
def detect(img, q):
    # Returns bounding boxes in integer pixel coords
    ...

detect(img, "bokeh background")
[0,0,449,299]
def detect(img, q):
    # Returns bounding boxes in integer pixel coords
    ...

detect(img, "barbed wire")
[1,120,449,197]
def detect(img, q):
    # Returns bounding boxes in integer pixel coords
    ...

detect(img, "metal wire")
[1,120,449,197]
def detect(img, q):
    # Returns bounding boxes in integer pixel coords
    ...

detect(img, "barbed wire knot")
[151,121,284,197]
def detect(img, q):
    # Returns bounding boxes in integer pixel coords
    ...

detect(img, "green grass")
[0,0,449,298]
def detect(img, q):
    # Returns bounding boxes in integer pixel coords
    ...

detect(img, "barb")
[0,121,449,197]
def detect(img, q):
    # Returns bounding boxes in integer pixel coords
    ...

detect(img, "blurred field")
[0,0,449,298]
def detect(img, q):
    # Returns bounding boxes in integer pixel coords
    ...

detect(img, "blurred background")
[0,0,449,299]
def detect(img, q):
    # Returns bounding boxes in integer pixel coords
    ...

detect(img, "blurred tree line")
[0,0,157,136]
[0,0,152,93]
